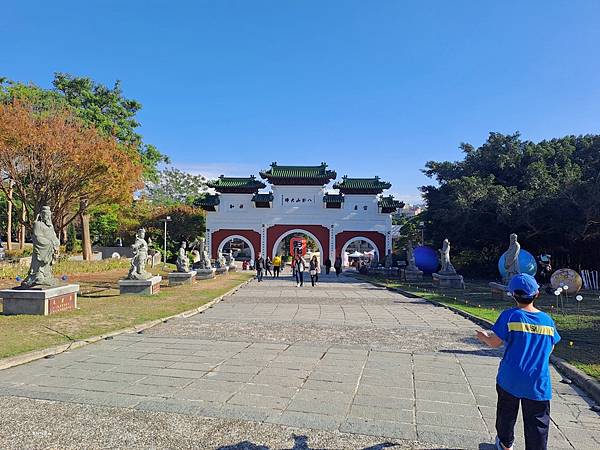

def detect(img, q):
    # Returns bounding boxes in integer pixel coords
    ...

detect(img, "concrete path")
[1,275,599,449]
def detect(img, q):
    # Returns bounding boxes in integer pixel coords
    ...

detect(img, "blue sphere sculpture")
[498,249,537,278]
[414,245,439,274]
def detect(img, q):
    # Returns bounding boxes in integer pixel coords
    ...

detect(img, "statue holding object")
[21,206,60,288]
[439,238,456,274]
[504,233,521,282]
[176,241,190,273]
[127,228,152,280]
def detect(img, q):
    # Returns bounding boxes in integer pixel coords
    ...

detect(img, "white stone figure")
[176,241,190,273]
[439,238,456,274]
[21,206,60,288]
[191,249,201,264]
[406,240,418,271]
[127,228,152,280]
[505,233,521,280]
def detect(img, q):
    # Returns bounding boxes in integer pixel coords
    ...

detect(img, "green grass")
[360,274,600,381]
[0,270,253,359]
[0,258,131,281]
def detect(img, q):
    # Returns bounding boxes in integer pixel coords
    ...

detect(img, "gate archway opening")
[341,236,380,267]
[271,229,325,267]
[217,235,255,261]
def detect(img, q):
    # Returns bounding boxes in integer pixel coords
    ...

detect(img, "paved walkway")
[1,275,599,449]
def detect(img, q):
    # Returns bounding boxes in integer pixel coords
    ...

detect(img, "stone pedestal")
[168,271,196,286]
[404,269,423,281]
[433,272,465,289]
[489,282,508,300]
[196,268,216,280]
[215,267,228,275]
[119,276,162,295]
[0,284,80,316]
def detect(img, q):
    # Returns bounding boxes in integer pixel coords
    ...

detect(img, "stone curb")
[0,276,254,371]
[358,275,600,406]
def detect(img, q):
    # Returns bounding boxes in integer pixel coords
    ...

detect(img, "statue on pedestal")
[127,228,152,280]
[406,240,418,271]
[505,233,521,281]
[176,241,190,273]
[193,237,212,270]
[215,251,227,269]
[439,238,456,274]
[191,249,201,265]
[21,206,60,288]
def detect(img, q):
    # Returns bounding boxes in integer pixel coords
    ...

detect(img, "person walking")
[254,252,265,282]
[273,255,282,278]
[334,255,342,277]
[324,258,332,275]
[294,254,306,287]
[309,255,320,286]
[265,256,273,277]
[476,274,561,450]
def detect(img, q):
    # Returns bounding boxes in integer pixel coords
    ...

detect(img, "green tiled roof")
[207,175,266,193]
[259,162,337,185]
[194,194,220,208]
[323,194,344,203]
[252,193,274,203]
[333,176,392,193]
[378,195,404,212]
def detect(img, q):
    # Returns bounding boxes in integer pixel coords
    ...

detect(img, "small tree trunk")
[6,180,13,251]
[19,202,25,249]
[80,200,92,261]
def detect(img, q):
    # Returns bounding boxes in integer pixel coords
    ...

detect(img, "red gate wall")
[211,229,261,259]
[335,231,386,262]
[267,225,330,261]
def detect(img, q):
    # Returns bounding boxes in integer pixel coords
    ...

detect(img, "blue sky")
[3,1,600,203]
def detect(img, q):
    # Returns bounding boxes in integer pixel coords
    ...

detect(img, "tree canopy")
[422,132,600,272]
[0,99,143,232]
[146,167,208,205]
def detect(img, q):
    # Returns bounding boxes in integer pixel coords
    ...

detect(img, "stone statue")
[21,206,60,288]
[406,240,418,271]
[215,251,227,269]
[193,237,212,270]
[191,249,201,264]
[505,233,521,281]
[127,228,152,280]
[439,238,456,274]
[385,250,393,269]
[176,241,190,273]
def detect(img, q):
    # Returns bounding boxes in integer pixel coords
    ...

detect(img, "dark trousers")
[496,384,550,450]
[310,273,318,286]
[325,266,331,275]
[256,269,263,282]
[265,266,272,276]
[335,267,341,277]
[274,266,280,277]
[295,270,304,286]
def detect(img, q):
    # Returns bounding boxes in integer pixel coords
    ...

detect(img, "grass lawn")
[0,265,253,359]
[359,274,600,381]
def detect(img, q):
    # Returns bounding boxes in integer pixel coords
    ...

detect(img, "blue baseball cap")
[508,273,540,298]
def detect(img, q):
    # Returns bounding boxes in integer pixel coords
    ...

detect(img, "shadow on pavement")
[438,348,503,358]
[216,434,400,450]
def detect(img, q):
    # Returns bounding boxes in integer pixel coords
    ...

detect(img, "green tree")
[146,167,208,205]
[422,132,600,274]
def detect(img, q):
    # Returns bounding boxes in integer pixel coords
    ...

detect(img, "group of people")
[253,253,344,286]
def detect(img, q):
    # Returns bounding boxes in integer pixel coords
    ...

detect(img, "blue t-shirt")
[492,307,561,401]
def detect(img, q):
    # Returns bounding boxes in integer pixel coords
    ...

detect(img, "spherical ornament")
[61,275,68,281]
[498,249,537,278]
[551,269,583,293]
[576,295,583,302]
[413,245,439,274]
[16,276,22,282]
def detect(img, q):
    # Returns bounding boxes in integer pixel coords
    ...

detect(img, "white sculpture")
[439,239,456,274]
[505,233,521,280]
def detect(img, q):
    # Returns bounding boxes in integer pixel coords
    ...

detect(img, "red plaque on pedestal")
[47,293,76,314]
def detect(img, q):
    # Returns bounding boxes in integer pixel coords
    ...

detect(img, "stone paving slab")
[1,275,599,449]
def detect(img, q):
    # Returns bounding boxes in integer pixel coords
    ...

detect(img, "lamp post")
[161,216,172,267]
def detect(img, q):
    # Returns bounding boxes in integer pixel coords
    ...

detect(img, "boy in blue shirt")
[476,273,561,450]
